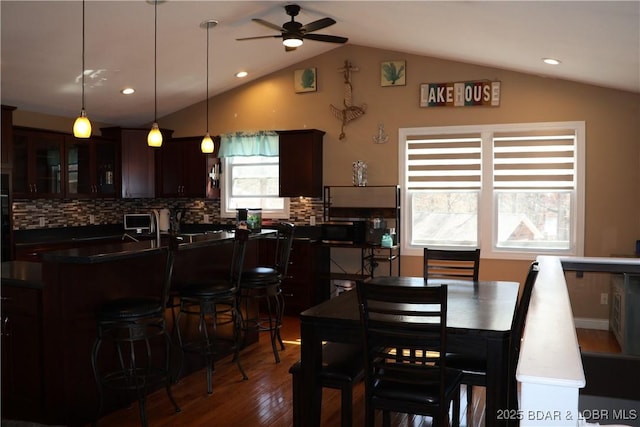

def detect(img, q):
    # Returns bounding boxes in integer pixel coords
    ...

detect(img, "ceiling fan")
[236,4,348,51]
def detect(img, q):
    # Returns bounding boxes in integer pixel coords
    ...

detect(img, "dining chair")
[174,228,250,394]
[423,248,481,281]
[239,222,295,363]
[356,280,462,427]
[289,342,364,427]
[446,261,540,416]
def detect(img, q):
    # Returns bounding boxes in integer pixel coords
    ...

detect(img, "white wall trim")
[574,317,609,331]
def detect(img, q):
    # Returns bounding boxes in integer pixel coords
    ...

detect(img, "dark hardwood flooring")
[88,318,620,427]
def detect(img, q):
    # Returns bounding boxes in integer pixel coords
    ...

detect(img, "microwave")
[321,221,366,244]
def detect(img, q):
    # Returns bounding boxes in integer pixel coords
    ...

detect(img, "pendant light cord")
[153,0,158,122]
[81,0,86,111]
[206,23,210,134]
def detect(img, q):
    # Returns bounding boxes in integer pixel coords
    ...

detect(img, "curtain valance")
[218,130,279,157]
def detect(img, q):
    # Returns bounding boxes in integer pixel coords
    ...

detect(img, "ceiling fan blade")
[300,17,336,33]
[236,35,282,41]
[303,33,348,44]
[252,18,284,32]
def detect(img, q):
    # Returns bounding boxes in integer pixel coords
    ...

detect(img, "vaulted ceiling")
[2,1,638,127]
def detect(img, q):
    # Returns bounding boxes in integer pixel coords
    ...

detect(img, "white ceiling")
[2,1,639,128]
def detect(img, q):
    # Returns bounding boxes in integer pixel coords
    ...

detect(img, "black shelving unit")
[322,185,401,282]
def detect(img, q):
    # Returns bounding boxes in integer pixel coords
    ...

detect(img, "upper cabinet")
[12,127,65,199]
[102,127,173,199]
[64,135,119,198]
[1,105,16,169]
[277,129,324,198]
[155,136,211,198]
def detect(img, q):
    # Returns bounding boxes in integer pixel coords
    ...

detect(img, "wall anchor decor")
[330,60,367,140]
[372,123,389,144]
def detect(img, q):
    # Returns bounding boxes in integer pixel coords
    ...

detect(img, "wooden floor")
[89,319,621,427]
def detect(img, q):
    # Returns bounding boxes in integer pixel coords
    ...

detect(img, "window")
[399,122,584,259]
[218,131,289,219]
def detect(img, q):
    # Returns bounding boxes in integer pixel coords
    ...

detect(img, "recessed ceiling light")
[121,87,135,95]
[235,71,248,78]
[542,58,561,65]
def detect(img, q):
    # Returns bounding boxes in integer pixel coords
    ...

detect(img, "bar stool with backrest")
[239,222,295,363]
[356,280,462,427]
[90,235,181,427]
[446,261,540,418]
[174,228,250,394]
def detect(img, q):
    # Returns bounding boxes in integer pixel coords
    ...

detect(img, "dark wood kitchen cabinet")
[102,127,173,198]
[64,135,119,198]
[155,136,208,198]
[277,129,324,198]
[1,284,44,421]
[12,127,65,199]
[2,105,16,168]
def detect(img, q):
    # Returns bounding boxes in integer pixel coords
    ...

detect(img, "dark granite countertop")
[14,223,320,246]
[1,261,44,290]
[37,229,276,264]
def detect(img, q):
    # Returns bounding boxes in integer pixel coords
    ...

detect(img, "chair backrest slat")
[423,248,481,281]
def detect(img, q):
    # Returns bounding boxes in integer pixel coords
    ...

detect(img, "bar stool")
[90,236,181,427]
[174,228,250,393]
[239,222,295,363]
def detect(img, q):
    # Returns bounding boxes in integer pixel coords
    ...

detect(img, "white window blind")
[399,122,584,259]
[406,134,482,190]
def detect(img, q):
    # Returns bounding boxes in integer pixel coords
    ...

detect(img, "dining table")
[299,276,520,427]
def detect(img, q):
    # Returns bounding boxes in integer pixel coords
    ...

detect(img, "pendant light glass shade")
[74,0,91,138]
[148,0,162,147]
[147,122,163,147]
[201,20,218,154]
[201,132,214,153]
[73,109,92,138]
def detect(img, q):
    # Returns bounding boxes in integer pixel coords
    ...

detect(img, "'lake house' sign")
[420,80,501,107]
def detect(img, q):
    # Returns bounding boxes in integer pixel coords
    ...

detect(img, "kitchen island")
[1,229,275,427]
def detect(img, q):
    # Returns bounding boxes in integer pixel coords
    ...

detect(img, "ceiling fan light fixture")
[283,35,303,48]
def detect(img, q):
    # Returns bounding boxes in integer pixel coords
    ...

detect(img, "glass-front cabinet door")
[13,128,64,198]
[65,135,118,198]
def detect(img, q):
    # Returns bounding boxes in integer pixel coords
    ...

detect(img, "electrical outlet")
[203,214,210,223]
[39,217,45,227]
[600,293,608,305]
[89,214,95,224]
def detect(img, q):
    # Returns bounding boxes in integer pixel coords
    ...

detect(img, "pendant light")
[73,0,91,138]
[147,0,162,147]
[201,20,218,154]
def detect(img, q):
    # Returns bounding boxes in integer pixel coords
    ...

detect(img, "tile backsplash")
[12,197,323,230]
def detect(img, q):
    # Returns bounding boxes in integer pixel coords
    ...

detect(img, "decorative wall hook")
[373,123,389,144]
[330,60,367,140]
